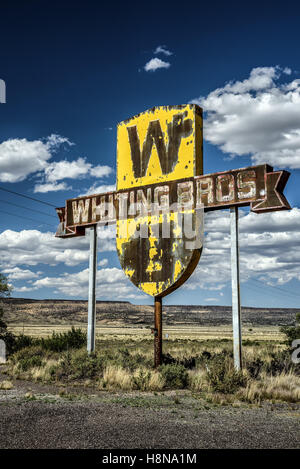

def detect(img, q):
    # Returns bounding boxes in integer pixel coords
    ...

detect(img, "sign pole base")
[154,296,162,368]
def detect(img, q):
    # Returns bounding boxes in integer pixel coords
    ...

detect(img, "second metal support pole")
[154,296,162,367]
[87,225,97,354]
[230,206,242,370]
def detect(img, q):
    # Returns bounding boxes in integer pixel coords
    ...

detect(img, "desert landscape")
[0,297,299,449]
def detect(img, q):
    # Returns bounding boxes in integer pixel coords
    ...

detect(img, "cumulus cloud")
[184,207,300,293]
[191,66,300,168]
[144,58,170,72]
[3,207,300,300]
[0,133,113,192]
[0,227,115,271]
[0,134,71,183]
[80,183,116,196]
[43,158,112,183]
[34,158,113,193]
[2,267,39,280]
[33,182,70,193]
[154,45,173,56]
[32,266,143,299]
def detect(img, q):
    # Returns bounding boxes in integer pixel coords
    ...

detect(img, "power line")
[250,277,300,299]
[0,209,56,228]
[0,186,57,208]
[246,279,298,301]
[0,199,57,219]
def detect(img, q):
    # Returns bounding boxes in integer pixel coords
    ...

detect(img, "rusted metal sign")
[56,105,290,298]
[56,164,290,233]
[116,105,203,297]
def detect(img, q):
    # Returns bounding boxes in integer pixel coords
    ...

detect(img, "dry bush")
[188,369,208,392]
[0,380,13,390]
[101,366,133,391]
[238,372,300,403]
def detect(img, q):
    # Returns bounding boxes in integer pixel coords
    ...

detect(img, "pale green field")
[8,324,284,341]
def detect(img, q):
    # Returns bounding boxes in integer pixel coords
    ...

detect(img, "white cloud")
[34,158,113,193]
[1,208,300,299]
[154,45,173,56]
[144,58,170,72]
[185,207,300,292]
[2,267,39,280]
[32,266,143,299]
[90,165,113,178]
[0,134,70,183]
[0,227,115,271]
[0,133,113,192]
[43,158,112,183]
[191,66,300,168]
[99,258,108,267]
[34,182,70,193]
[80,183,116,196]
[14,285,38,292]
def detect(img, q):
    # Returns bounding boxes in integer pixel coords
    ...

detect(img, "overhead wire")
[0,209,56,228]
[0,186,57,208]
[0,199,57,218]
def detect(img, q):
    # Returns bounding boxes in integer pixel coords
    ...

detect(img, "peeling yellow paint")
[117,105,203,191]
[116,105,203,298]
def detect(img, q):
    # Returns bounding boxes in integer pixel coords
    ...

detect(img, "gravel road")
[0,374,299,449]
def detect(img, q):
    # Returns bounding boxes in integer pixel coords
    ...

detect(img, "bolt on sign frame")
[55,104,291,369]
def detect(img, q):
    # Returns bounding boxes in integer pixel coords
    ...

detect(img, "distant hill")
[1,298,298,327]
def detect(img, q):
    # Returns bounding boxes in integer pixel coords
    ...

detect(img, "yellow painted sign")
[116,105,203,298]
[117,104,203,190]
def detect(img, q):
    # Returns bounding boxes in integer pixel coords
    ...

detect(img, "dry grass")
[3,326,299,405]
[239,372,300,403]
[0,380,13,390]
[188,369,208,392]
[99,366,165,392]
[7,324,284,341]
[30,359,59,382]
[101,366,133,391]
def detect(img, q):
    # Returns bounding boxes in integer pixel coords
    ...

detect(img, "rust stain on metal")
[56,164,291,235]
[116,105,203,297]
[117,104,203,191]
[54,105,291,297]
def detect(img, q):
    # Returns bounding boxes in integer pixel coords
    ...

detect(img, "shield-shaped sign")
[116,104,204,297]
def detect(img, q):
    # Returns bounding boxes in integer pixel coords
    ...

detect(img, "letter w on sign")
[127,113,193,177]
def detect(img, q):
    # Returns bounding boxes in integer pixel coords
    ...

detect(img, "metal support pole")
[154,296,162,368]
[230,206,242,370]
[87,225,97,354]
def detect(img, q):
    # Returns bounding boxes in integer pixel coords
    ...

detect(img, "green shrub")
[265,349,298,376]
[162,352,198,369]
[39,327,86,352]
[246,357,264,379]
[280,325,300,347]
[12,346,46,371]
[52,350,104,381]
[159,363,189,389]
[206,356,247,394]
[131,369,151,391]
[106,348,152,372]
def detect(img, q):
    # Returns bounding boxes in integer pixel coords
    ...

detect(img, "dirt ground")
[0,371,299,449]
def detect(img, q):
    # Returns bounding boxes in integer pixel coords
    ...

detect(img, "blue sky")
[0,0,300,308]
